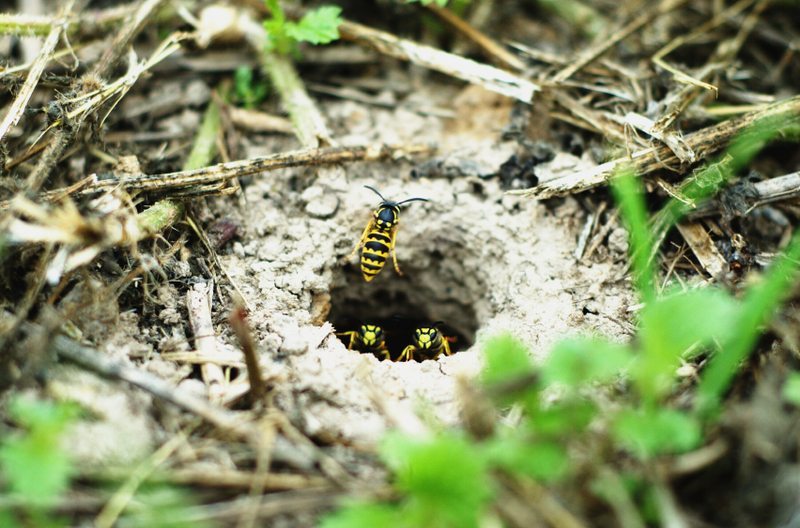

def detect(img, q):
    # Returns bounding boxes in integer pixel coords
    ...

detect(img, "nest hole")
[329,265,479,361]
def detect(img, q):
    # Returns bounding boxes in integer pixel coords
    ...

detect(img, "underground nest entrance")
[329,266,479,361]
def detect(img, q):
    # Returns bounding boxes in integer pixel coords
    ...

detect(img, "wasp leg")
[442,339,453,356]
[390,227,403,276]
[336,331,359,350]
[348,220,374,260]
[399,345,416,362]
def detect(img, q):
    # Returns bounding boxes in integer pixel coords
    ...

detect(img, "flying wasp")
[399,323,456,362]
[349,185,428,282]
[336,323,390,360]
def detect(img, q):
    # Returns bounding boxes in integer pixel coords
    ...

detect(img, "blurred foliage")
[234,66,268,108]
[0,397,79,527]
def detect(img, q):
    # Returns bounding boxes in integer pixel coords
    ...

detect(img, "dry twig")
[28,143,433,201]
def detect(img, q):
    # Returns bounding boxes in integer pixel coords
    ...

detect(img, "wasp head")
[373,205,399,230]
[414,326,439,350]
[364,185,428,231]
[360,324,384,347]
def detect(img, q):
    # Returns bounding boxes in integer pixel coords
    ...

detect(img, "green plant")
[233,66,268,108]
[263,0,343,55]
[0,397,80,527]
[782,372,800,405]
[322,118,800,526]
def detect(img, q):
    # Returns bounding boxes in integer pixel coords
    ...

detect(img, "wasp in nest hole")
[349,185,428,282]
[338,186,458,362]
[336,322,456,362]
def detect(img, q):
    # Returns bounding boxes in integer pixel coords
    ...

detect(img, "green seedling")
[263,0,342,55]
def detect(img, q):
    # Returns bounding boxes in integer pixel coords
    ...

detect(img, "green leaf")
[783,372,800,405]
[286,6,342,45]
[636,287,739,403]
[0,509,20,528]
[0,437,72,504]
[481,334,537,408]
[321,502,406,528]
[611,168,655,303]
[485,437,570,482]
[543,337,633,388]
[528,400,596,437]
[612,408,701,459]
[0,398,78,505]
[380,433,491,528]
[481,334,533,386]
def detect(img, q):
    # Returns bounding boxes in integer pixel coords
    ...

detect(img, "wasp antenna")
[397,197,430,206]
[364,185,387,202]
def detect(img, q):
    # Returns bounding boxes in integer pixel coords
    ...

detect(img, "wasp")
[350,185,428,282]
[399,323,456,362]
[337,323,390,360]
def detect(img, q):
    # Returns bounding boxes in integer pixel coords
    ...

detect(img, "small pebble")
[302,186,340,219]
[608,227,630,254]
[280,333,308,355]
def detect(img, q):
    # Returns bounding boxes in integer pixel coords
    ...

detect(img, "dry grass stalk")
[650,0,757,101]
[551,0,690,82]
[187,282,227,401]
[650,0,769,155]
[687,170,800,219]
[339,20,539,102]
[227,106,294,134]
[512,94,800,199]
[51,334,324,473]
[87,467,330,490]
[94,433,186,528]
[263,53,334,147]
[675,222,727,279]
[424,3,526,71]
[23,0,168,194]
[0,0,74,144]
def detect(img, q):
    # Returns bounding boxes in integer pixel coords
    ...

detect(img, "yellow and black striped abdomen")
[360,228,393,281]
